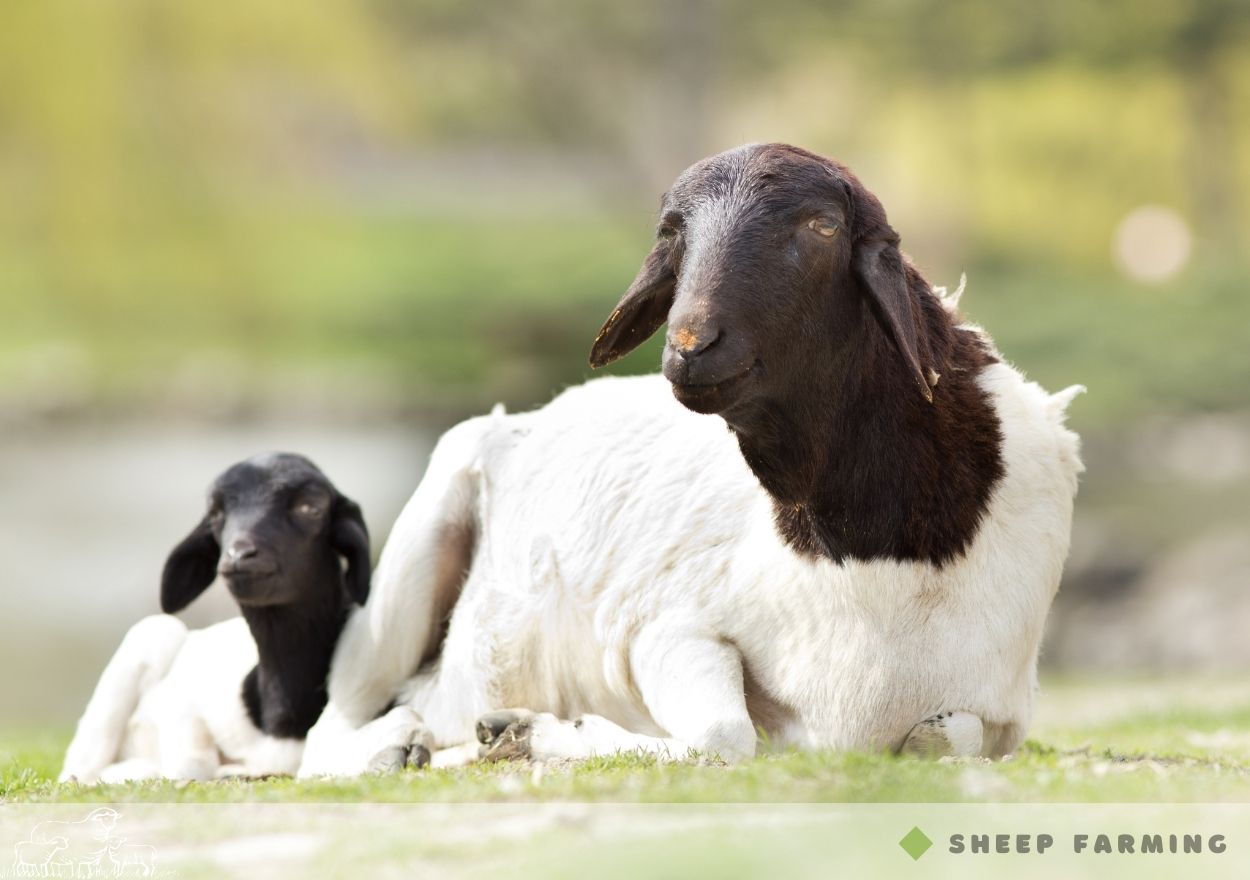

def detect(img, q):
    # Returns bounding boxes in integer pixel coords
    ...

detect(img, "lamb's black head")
[590,143,936,417]
[159,453,371,614]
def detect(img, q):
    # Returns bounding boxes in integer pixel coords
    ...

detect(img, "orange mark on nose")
[673,327,700,351]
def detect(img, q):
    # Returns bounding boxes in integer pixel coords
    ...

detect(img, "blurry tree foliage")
[0,1,1246,418]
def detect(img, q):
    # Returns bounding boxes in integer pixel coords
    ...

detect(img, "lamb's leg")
[482,625,757,763]
[900,712,985,758]
[60,615,187,784]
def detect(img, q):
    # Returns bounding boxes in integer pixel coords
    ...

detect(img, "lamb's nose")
[227,538,258,560]
[669,325,722,360]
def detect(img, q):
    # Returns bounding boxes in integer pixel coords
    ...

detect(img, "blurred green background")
[2,1,1249,727]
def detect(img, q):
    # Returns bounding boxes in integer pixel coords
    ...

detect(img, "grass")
[5,677,1250,804]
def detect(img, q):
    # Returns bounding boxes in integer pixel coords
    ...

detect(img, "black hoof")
[483,720,533,762]
[477,710,531,745]
[900,714,950,759]
[407,744,431,770]
[366,745,410,774]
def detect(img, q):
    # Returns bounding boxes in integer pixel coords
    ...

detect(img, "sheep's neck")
[732,280,1005,567]
[240,591,347,739]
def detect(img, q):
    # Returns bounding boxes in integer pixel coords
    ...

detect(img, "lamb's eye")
[657,223,678,240]
[807,218,839,238]
[294,502,323,518]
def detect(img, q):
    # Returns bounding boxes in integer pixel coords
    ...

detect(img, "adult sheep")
[299,143,1084,775]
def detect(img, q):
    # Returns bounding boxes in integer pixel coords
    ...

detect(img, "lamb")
[106,842,157,877]
[59,452,422,783]
[297,143,1085,776]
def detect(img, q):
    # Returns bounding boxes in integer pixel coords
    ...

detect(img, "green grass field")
[5,677,1248,805]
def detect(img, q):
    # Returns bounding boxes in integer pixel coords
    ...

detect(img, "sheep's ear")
[852,237,933,403]
[589,244,677,368]
[160,518,220,614]
[330,495,371,605]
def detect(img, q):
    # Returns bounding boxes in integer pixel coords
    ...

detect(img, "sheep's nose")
[227,538,258,560]
[668,325,722,360]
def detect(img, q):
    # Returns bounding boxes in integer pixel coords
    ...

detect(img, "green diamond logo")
[899,826,933,861]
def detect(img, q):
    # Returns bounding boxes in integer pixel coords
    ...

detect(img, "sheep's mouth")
[670,361,760,414]
[223,571,295,607]
[218,564,280,582]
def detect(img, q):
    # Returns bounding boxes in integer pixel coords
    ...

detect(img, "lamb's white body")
[301,359,1082,775]
[63,615,421,782]
[60,616,304,782]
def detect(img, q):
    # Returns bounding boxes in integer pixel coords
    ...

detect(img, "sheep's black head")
[159,453,371,614]
[590,143,936,418]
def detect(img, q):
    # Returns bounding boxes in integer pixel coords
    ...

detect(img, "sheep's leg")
[157,713,221,780]
[482,626,757,764]
[293,705,435,777]
[225,735,306,778]
[475,708,535,744]
[481,713,687,762]
[360,706,436,772]
[429,741,484,769]
[900,711,985,758]
[97,758,160,783]
[60,615,188,784]
[299,419,489,777]
[403,709,534,768]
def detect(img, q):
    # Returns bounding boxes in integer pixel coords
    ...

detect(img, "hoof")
[482,719,533,762]
[366,745,412,774]
[368,741,432,773]
[901,711,984,759]
[477,709,535,745]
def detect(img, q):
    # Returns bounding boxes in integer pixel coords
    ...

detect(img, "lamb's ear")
[160,518,220,614]
[853,236,934,403]
[330,495,371,605]
[589,244,677,368]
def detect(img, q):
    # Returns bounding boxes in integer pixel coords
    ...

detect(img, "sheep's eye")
[807,218,839,238]
[294,502,323,519]
[208,507,225,525]
[657,212,683,240]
